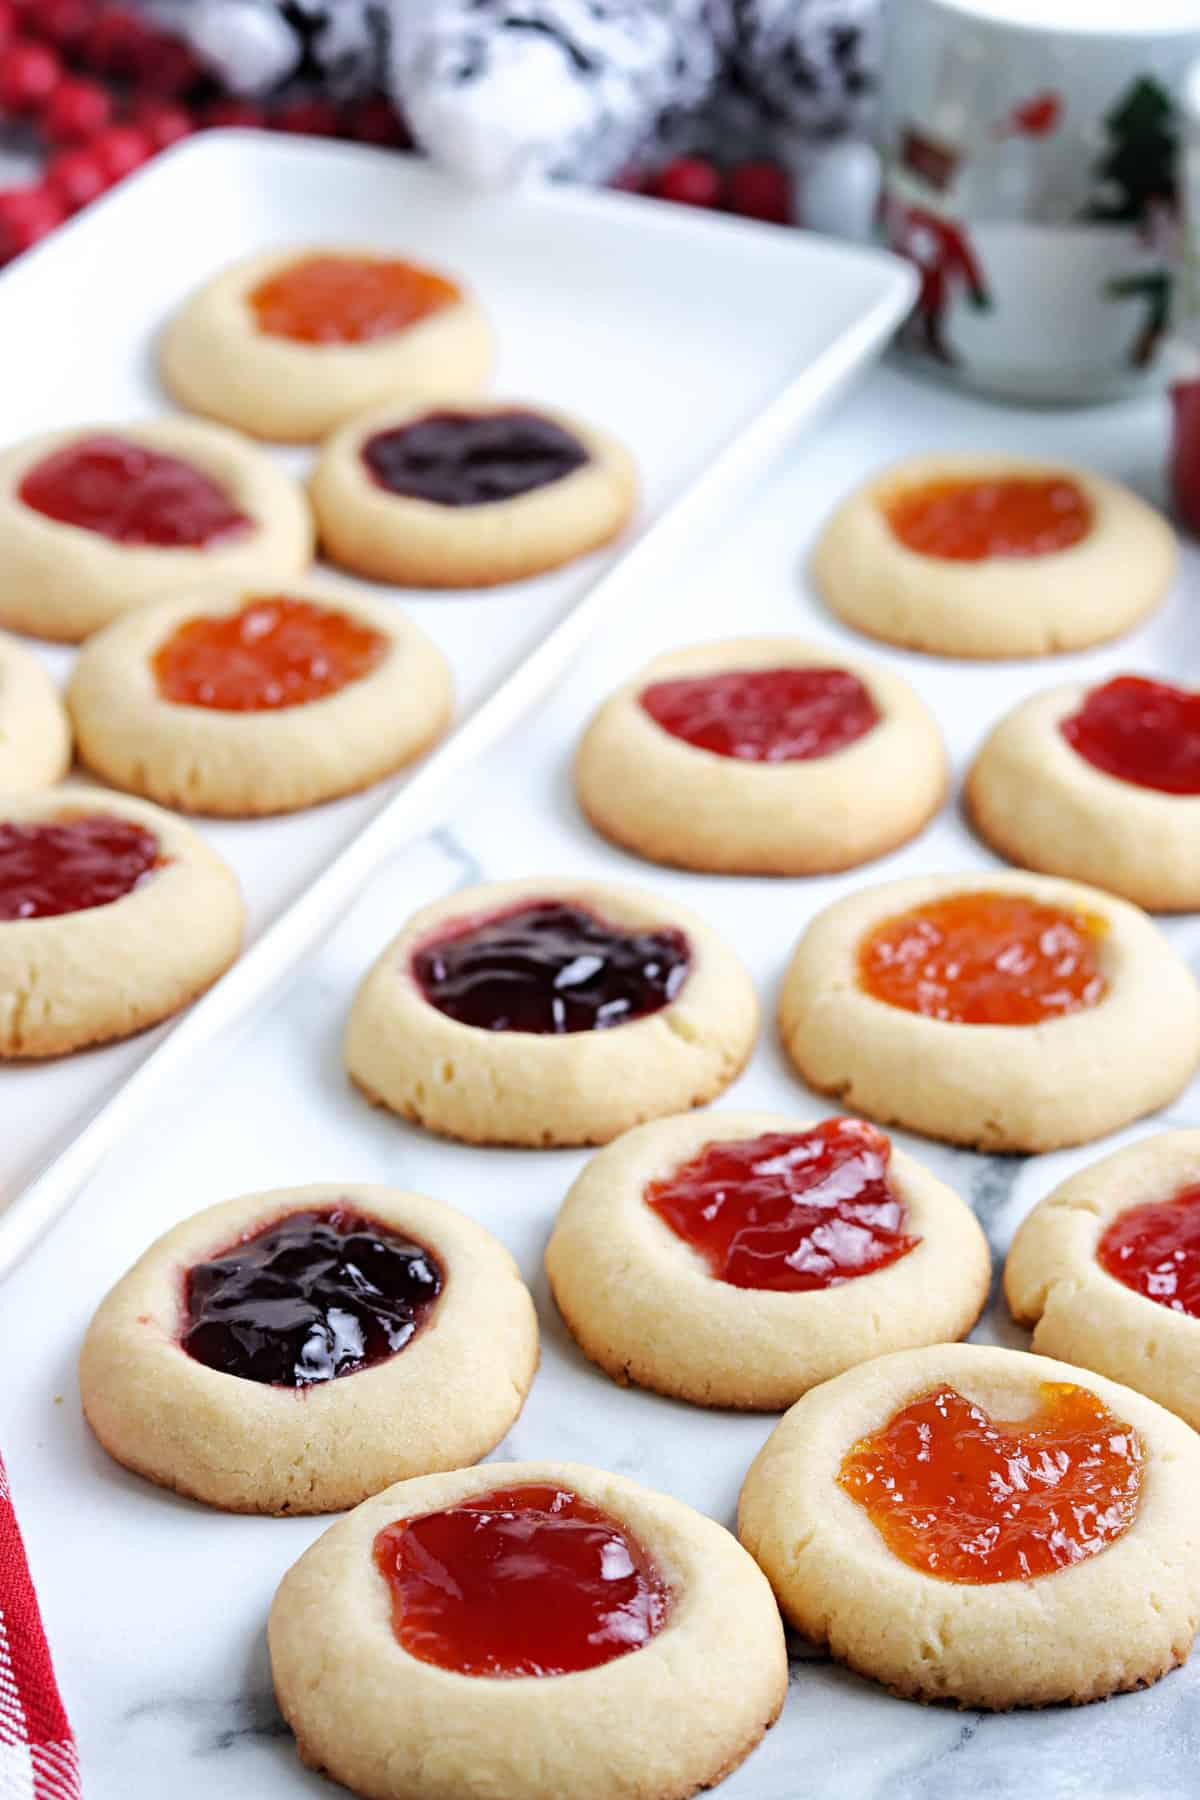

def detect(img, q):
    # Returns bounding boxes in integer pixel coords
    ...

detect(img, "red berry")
[0,2,17,52]
[0,39,63,114]
[135,37,202,98]
[725,160,793,225]
[203,97,266,130]
[90,123,154,182]
[132,100,192,151]
[345,93,408,148]
[84,9,148,76]
[31,0,91,49]
[270,96,340,138]
[46,144,110,212]
[0,182,67,256]
[652,156,722,209]
[42,76,111,144]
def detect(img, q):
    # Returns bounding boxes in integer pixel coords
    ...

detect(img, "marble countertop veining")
[3,364,1200,1800]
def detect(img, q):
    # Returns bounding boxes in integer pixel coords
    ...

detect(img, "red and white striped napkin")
[0,1457,79,1800]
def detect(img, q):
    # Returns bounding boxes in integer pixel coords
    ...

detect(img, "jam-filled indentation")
[412,900,690,1034]
[181,1206,443,1387]
[646,1119,919,1291]
[858,891,1108,1027]
[19,434,253,548]
[362,410,588,508]
[153,596,388,712]
[640,666,880,763]
[250,255,460,344]
[372,1484,670,1676]
[884,475,1092,562]
[1098,1183,1200,1318]
[1061,676,1200,796]
[838,1382,1143,1583]
[0,815,162,921]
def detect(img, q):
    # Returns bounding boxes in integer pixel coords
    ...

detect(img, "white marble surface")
[4,362,1200,1799]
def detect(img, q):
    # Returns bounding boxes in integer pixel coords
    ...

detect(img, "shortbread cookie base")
[0,631,71,790]
[738,1343,1200,1709]
[575,635,947,874]
[311,398,637,587]
[778,870,1200,1152]
[0,786,243,1058]
[160,244,493,442]
[0,417,313,642]
[968,682,1200,911]
[81,1184,539,1514]
[546,1109,989,1409]
[811,452,1176,659]
[67,581,453,816]
[270,1460,787,1800]
[1006,1132,1200,1433]
[345,876,758,1147]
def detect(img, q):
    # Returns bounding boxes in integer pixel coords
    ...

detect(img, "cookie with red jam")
[269,1460,786,1800]
[546,1109,989,1409]
[80,1183,538,1514]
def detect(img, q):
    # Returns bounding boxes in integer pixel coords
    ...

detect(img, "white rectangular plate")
[0,131,914,1268]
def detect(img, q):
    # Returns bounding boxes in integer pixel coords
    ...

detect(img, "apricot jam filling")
[858,891,1107,1026]
[838,1382,1143,1583]
[0,815,161,920]
[639,667,879,762]
[19,434,251,548]
[250,255,459,343]
[1098,1184,1200,1318]
[181,1207,443,1386]
[884,475,1092,561]
[372,1484,670,1676]
[412,900,690,1034]
[646,1119,919,1292]
[153,595,387,711]
[1061,676,1200,796]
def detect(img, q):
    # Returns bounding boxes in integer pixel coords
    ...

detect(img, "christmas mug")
[878,0,1200,402]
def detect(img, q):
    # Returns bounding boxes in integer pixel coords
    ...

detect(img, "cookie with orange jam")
[81,1183,538,1514]
[778,871,1200,1151]
[0,786,242,1057]
[311,397,636,588]
[270,1460,786,1800]
[811,452,1175,659]
[969,675,1200,910]
[1007,1131,1200,1434]
[738,1343,1200,1708]
[574,636,946,874]
[66,581,452,816]
[0,419,312,642]
[546,1109,988,1409]
[160,245,492,442]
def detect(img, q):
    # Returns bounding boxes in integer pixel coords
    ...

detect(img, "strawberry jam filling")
[1098,1184,1200,1317]
[372,1484,670,1677]
[646,1119,919,1292]
[412,900,690,1034]
[884,475,1092,561]
[181,1207,442,1387]
[153,596,387,711]
[1061,676,1200,796]
[639,666,880,762]
[0,816,161,921]
[838,1382,1143,1583]
[361,410,588,507]
[858,891,1107,1026]
[250,255,459,343]
[18,434,252,547]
